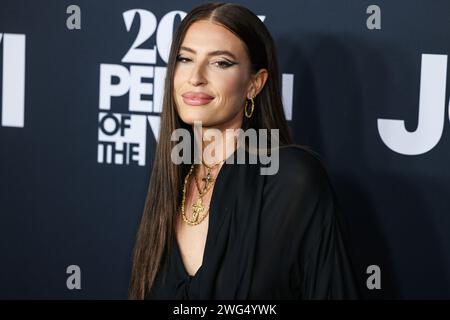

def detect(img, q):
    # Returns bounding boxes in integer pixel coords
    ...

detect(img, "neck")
[192,123,240,177]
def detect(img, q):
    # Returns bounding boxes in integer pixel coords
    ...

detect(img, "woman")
[129,2,359,299]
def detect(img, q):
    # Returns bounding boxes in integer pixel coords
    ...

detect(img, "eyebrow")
[179,46,238,60]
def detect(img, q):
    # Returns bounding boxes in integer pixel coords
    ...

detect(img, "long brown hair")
[129,2,293,299]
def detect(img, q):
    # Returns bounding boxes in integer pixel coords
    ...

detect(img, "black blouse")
[145,145,359,299]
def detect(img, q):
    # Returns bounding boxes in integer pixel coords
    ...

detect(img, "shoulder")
[258,145,340,245]
[278,145,327,172]
[264,144,332,194]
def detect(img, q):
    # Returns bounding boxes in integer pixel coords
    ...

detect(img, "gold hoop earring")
[244,97,255,118]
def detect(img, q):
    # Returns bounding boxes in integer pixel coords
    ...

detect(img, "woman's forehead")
[181,20,247,57]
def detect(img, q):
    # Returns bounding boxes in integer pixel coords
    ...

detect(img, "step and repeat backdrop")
[1,0,450,299]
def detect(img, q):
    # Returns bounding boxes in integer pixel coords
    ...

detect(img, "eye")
[176,55,191,63]
[213,60,235,69]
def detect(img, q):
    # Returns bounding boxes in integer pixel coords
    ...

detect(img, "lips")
[182,92,215,106]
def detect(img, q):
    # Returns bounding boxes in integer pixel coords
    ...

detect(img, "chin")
[178,107,216,126]
[179,113,211,126]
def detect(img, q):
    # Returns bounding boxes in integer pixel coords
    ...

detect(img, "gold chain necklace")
[181,160,224,226]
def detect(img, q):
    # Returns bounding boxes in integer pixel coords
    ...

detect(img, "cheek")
[173,70,188,107]
[173,68,186,91]
[215,73,248,106]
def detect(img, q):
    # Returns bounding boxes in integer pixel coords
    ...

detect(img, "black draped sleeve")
[254,145,360,299]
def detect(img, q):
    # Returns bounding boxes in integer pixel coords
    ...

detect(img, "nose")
[188,63,207,86]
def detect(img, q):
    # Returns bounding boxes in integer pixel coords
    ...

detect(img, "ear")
[246,68,268,99]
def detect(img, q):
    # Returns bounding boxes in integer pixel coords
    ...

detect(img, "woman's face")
[173,20,264,130]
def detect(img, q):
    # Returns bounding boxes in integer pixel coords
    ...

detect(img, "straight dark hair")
[129,2,293,299]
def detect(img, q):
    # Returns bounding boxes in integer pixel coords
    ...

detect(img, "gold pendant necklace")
[191,198,204,223]
[181,164,211,226]
[181,160,224,226]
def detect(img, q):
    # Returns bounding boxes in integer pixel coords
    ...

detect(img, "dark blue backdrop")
[1,0,450,299]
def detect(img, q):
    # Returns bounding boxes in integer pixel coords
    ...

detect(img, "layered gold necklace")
[181,160,224,226]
